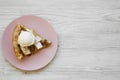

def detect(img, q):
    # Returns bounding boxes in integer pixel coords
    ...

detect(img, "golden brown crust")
[12,24,24,60]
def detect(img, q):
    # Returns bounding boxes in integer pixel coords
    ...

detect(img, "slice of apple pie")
[12,24,51,60]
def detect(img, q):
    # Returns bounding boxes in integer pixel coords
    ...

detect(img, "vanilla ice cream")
[18,31,35,47]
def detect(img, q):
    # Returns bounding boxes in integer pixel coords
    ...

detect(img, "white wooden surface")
[0,0,120,80]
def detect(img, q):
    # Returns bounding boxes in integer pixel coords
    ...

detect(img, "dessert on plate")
[12,24,51,60]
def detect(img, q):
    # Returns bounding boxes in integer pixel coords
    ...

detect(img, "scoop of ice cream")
[18,31,35,47]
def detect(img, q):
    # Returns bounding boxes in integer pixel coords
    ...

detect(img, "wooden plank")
[0,0,120,80]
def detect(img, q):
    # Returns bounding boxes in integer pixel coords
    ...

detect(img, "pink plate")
[2,15,58,71]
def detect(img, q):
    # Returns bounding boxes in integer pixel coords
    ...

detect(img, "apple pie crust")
[12,24,51,60]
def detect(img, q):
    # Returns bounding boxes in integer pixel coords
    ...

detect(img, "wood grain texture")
[0,0,120,80]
